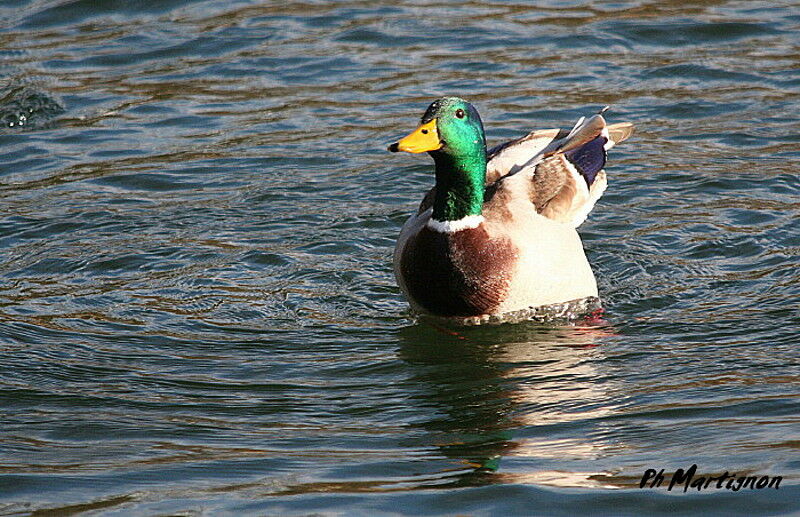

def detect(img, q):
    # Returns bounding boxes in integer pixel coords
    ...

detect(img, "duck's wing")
[486,128,569,184]
[488,112,634,227]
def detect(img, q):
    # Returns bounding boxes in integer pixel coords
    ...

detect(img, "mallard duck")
[388,97,633,325]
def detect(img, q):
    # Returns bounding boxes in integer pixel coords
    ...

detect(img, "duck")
[388,97,633,325]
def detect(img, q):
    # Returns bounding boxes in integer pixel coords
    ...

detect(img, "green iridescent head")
[389,97,488,221]
[389,96,486,161]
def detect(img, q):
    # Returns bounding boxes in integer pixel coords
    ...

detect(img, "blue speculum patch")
[565,136,607,186]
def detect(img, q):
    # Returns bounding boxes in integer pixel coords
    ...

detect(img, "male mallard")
[388,97,633,325]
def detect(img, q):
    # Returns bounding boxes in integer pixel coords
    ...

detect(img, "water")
[1,0,799,514]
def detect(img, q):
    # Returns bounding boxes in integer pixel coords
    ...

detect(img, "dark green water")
[1,1,799,515]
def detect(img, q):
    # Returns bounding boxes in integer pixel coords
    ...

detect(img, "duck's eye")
[455,109,465,119]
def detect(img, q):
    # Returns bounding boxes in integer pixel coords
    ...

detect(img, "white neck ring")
[426,215,485,233]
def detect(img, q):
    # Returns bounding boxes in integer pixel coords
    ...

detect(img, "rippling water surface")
[1,0,799,514]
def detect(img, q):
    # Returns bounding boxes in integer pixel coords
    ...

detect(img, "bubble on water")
[0,84,64,130]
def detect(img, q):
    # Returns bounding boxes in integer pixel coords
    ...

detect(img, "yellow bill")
[388,119,441,153]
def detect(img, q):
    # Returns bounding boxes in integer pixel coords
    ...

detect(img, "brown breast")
[399,224,516,317]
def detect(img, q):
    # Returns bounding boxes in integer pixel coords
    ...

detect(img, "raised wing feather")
[491,113,633,227]
[486,128,568,184]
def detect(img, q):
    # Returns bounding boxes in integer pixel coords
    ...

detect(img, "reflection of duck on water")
[398,321,629,489]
